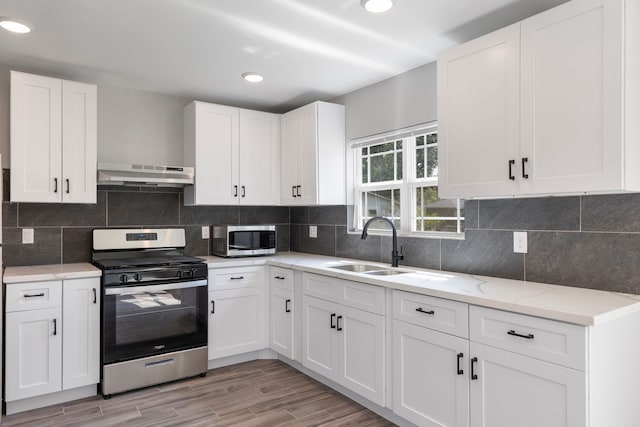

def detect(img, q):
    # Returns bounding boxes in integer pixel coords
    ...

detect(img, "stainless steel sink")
[328,264,411,276]
[329,264,383,273]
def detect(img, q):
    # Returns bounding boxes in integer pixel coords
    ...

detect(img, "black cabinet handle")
[274,276,285,280]
[24,292,45,298]
[54,177,58,193]
[416,307,435,315]
[471,357,478,380]
[296,185,301,197]
[507,329,534,340]
[330,313,336,329]
[241,186,245,198]
[66,178,70,194]
[53,318,57,336]
[230,276,244,280]
[521,157,529,179]
[211,300,215,314]
[336,315,343,331]
[508,160,515,181]
[92,288,97,304]
[457,352,464,375]
[285,299,291,313]
[234,185,238,197]
[292,186,297,198]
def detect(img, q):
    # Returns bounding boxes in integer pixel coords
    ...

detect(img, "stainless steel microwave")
[211,225,276,257]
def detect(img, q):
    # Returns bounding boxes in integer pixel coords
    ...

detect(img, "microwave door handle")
[105,279,207,295]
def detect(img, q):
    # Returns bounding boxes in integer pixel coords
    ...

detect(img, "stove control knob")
[120,274,128,284]
[134,273,142,282]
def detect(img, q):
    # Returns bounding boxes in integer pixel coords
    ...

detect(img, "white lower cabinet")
[393,320,470,427]
[302,273,385,406]
[5,277,100,403]
[469,342,585,427]
[269,267,294,359]
[208,266,266,360]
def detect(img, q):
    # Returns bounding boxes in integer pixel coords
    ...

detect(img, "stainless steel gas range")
[92,228,208,398]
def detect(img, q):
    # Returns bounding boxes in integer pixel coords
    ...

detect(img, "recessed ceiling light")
[361,0,394,13]
[0,18,31,34]
[242,72,264,83]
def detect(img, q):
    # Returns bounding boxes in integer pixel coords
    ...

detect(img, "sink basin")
[364,269,410,276]
[328,264,384,273]
[328,263,411,276]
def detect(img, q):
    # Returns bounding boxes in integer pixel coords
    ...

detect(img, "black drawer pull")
[330,313,336,329]
[241,185,246,198]
[471,357,478,380]
[53,318,57,336]
[92,288,97,304]
[415,307,435,315]
[296,185,301,197]
[292,186,297,198]
[508,329,534,340]
[521,157,529,179]
[66,178,70,194]
[508,159,515,180]
[234,185,238,197]
[336,315,343,331]
[274,276,285,280]
[285,299,291,313]
[24,292,45,298]
[457,353,464,375]
[54,177,58,193]
[211,300,215,314]
[230,276,244,280]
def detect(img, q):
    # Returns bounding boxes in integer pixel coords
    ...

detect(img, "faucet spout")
[361,216,403,267]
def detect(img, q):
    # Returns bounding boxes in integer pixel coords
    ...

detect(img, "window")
[352,123,464,236]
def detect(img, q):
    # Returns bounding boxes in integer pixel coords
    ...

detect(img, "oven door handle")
[105,279,208,295]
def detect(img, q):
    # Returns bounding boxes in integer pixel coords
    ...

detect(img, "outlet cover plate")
[309,225,318,238]
[513,231,527,253]
[201,226,210,239]
[22,228,34,244]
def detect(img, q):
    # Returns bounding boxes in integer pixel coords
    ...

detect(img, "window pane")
[370,154,395,182]
[427,145,438,178]
[397,151,403,180]
[416,135,424,146]
[361,147,368,156]
[361,189,401,230]
[370,142,394,154]
[396,140,403,150]
[416,147,425,179]
[423,220,459,232]
[427,133,438,145]
[362,158,369,184]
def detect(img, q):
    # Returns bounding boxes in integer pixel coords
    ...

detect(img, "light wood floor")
[2,359,397,426]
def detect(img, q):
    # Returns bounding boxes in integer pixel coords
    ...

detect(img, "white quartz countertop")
[204,252,640,326]
[4,263,102,284]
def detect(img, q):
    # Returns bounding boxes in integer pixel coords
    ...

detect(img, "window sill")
[347,229,465,240]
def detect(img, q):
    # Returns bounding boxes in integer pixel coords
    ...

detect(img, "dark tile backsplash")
[4,167,640,295]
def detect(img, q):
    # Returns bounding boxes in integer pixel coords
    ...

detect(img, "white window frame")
[351,122,464,238]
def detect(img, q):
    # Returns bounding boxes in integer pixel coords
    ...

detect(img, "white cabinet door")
[62,278,100,390]
[302,295,340,382]
[296,103,318,205]
[208,287,265,360]
[281,107,302,205]
[239,109,280,205]
[10,71,63,203]
[339,305,385,406]
[520,0,623,194]
[61,80,97,203]
[269,270,294,358]
[5,308,62,401]
[469,342,586,427]
[393,320,470,427]
[437,24,520,199]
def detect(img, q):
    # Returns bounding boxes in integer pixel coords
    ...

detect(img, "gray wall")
[332,62,437,140]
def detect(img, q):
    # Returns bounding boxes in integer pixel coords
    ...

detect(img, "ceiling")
[0,0,568,113]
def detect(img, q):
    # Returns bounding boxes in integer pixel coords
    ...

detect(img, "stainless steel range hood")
[97,162,194,187]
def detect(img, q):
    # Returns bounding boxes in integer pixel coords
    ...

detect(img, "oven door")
[102,280,207,365]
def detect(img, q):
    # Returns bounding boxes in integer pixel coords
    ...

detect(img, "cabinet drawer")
[303,273,338,301]
[209,266,264,291]
[340,281,385,315]
[393,291,468,338]
[269,267,293,292]
[469,306,586,370]
[6,281,62,312]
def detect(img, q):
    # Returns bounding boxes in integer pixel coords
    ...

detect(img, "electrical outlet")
[201,226,210,239]
[513,231,527,253]
[22,228,34,244]
[309,225,318,238]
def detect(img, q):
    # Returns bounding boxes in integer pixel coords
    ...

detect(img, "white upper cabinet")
[11,71,97,203]
[184,101,280,205]
[438,0,640,199]
[281,101,346,206]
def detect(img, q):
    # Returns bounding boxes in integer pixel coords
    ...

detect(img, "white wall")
[0,66,191,168]
[332,62,437,141]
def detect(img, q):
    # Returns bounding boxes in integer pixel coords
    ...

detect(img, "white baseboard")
[5,384,97,416]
